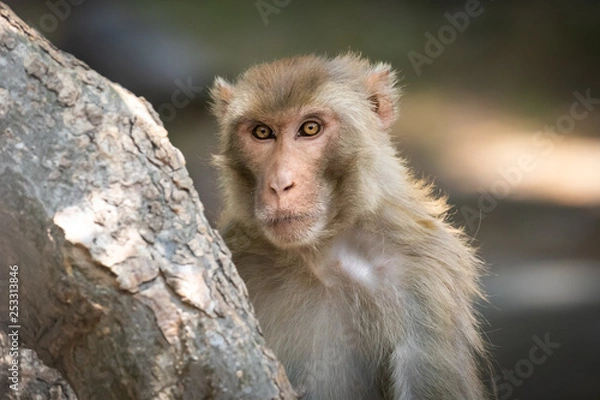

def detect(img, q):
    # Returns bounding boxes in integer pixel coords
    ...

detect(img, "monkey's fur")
[211,54,487,399]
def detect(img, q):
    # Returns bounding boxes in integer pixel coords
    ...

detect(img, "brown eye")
[299,121,321,136]
[252,124,274,140]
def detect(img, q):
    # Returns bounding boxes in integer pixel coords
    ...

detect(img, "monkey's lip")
[256,208,323,245]
[258,210,323,246]
[260,211,320,235]
[264,212,315,226]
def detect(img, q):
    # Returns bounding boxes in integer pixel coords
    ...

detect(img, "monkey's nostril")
[270,181,295,196]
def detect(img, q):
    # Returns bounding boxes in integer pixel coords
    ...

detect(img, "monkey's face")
[235,109,340,248]
[211,54,400,248]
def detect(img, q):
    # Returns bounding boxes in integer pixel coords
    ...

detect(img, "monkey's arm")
[388,253,487,400]
[389,308,486,399]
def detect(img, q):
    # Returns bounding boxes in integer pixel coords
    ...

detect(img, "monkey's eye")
[299,121,321,137]
[252,125,274,140]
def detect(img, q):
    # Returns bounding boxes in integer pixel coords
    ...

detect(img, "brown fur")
[211,53,488,399]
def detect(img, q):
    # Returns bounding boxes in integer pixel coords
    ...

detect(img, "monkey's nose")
[269,180,295,197]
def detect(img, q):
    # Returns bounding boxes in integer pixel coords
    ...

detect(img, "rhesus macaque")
[211,54,487,400]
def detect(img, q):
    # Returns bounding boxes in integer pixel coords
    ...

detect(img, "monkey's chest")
[246,270,388,399]
[237,230,398,398]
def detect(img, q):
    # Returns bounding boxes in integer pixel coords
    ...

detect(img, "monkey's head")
[211,54,401,249]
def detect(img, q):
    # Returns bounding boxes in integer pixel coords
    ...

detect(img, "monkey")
[210,53,488,400]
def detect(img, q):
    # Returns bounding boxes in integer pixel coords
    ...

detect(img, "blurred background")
[5,1,600,398]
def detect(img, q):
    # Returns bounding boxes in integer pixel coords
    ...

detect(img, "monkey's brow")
[233,117,264,130]
[300,112,327,121]
[233,110,330,130]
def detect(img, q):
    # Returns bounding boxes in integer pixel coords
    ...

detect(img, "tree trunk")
[0,3,295,399]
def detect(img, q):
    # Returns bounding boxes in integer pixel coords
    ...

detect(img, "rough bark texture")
[0,3,295,399]
[1,331,78,399]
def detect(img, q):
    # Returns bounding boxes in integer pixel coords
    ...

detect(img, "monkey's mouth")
[264,213,316,233]
[265,212,312,225]
[258,210,322,246]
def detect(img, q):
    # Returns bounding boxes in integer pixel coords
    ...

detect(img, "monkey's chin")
[260,213,324,248]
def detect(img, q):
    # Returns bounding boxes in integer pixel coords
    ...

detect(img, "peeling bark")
[0,3,295,399]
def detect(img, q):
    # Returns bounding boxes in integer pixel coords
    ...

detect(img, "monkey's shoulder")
[312,228,407,292]
[234,227,477,325]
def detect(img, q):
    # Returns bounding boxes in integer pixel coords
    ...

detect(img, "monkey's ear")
[210,77,235,118]
[366,63,400,131]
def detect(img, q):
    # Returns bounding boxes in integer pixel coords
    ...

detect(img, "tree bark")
[0,3,295,399]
